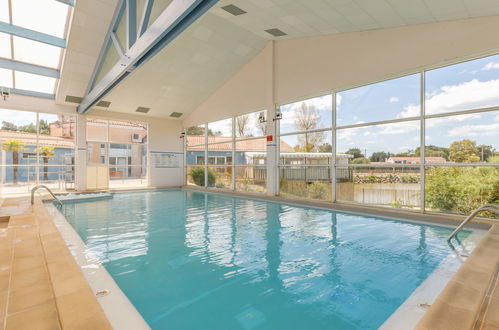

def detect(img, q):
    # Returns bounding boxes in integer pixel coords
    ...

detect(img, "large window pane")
[208,118,232,138]
[109,120,147,143]
[0,68,13,88]
[337,74,420,125]
[280,131,332,161]
[425,111,498,163]
[425,54,499,115]
[38,113,75,166]
[186,166,207,187]
[279,166,331,200]
[337,121,420,164]
[0,33,11,59]
[13,36,61,69]
[14,71,56,94]
[11,0,68,38]
[280,95,332,134]
[87,142,107,164]
[206,143,232,189]
[337,166,421,209]
[235,110,267,139]
[87,118,108,141]
[235,138,266,193]
[425,166,498,217]
[186,125,205,146]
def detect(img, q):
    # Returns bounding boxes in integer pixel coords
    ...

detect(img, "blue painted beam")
[0,22,66,48]
[138,0,154,37]
[0,58,60,78]
[11,88,55,99]
[78,0,219,114]
[55,0,75,6]
[126,0,137,49]
[110,32,125,57]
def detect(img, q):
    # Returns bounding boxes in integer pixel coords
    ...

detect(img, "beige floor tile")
[8,281,55,314]
[10,265,49,291]
[12,255,46,274]
[56,289,110,329]
[417,299,477,330]
[483,297,499,325]
[0,290,7,318]
[5,301,60,330]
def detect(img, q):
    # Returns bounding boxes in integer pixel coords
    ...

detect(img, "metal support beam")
[110,32,125,57]
[78,0,219,114]
[55,0,75,6]
[126,0,137,49]
[0,21,66,48]
[11,88,55,99]
[138,0,154,37]
[0,58,60,78]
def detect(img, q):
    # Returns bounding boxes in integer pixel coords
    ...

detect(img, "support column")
[75,114,87,191]
[266,41,278,196]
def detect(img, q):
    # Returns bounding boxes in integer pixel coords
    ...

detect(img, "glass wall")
[184,54,499,217]
[185,110,268,193]
[0,109,75,194]
[87,118,148,188]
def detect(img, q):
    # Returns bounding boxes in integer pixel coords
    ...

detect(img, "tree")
[1,121,17,131]
[318,143,332,153]
[351,157,370,164]
[449,139,480,163]
[370,151,390,162]
[236,114,251,137]
[293,102,325,151]
[186,126,216,136]
[345,148,364,159]
[39,120,50,135]
[477,144,495,162]
[256,112,268,136]
[414,145,449,160]
[39,146,55,181]
[2,139,25,184]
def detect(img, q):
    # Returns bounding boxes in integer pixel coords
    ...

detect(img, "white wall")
[183,15,499,127]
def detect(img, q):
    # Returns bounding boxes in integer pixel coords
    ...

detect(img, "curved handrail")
[447,204,499,242]
[31,185,63,208]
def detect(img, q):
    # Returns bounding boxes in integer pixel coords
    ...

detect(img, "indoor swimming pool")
[58,189,473,329]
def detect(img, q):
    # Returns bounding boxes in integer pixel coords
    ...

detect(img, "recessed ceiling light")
[136,107,150,113]
[170,112,183,118]
[96,100,111,108]
[265,28,287,37]
[65,95,83,104]
[221,4,246,16]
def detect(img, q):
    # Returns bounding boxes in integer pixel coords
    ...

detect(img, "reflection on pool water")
[61,190,470,330]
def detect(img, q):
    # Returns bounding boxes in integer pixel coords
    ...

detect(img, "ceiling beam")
[54,0,75,6]
[78,0,219,114]
[0,58,60,78]
[11,88,56,99]
[0,21,66,48]
[126,0,137,49]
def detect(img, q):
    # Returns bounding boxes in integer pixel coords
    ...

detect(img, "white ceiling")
[57,0,499,119]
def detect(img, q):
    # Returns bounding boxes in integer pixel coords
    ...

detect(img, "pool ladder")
[447,203,499,242]
[31,185,63,208]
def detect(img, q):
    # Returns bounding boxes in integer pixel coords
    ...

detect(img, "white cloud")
[447,123,499,138]
[0,108,36,126]
[482,62,499,71]
[426,78,499,115]
[426,113,481,128]
[389,96,400,103]
[378,121,419,135]
[398,104,420,118]
[495,114,499,122]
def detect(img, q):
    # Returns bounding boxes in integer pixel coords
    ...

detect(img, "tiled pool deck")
[0,194,497,329]
[0,197,111,330]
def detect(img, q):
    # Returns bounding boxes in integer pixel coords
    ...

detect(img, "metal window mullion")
[275,106,280,196]
[35,112,39,185]
[231,117,235,190]
[420,71,426,213]
[204,124,208,188]
[332,91,337,203]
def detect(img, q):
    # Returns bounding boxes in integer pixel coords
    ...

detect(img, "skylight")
[0,0,71,97]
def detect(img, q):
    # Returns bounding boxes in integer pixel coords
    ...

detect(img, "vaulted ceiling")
[56,0,499,119]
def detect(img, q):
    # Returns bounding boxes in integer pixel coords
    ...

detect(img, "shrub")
[426,167,499,216]
[307,181,328,199]
[190,167,216,186]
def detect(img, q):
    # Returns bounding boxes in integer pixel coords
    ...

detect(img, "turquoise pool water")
[61,190,467,330]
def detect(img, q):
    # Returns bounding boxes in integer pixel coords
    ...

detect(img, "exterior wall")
[183,15,499,126]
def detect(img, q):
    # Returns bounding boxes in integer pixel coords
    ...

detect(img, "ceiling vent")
[169,112,183,118]
[265,28,287,37]
[136,107,150,113]
[65,95,83,104]
[96,100,111,108]
[221,4,246,16]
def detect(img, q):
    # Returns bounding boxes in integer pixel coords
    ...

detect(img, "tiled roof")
[0,130,74,148]
[187,136,294,152]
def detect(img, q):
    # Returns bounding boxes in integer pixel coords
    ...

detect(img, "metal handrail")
[31,185,63,208]
[447,204,499,242]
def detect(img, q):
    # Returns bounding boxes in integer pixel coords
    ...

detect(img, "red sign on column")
[266,135,273,142]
